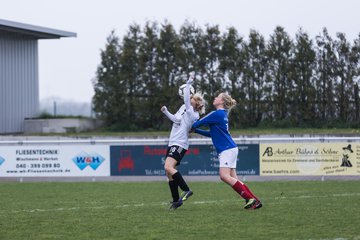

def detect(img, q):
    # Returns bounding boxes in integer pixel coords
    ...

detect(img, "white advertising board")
[0,145,110,177]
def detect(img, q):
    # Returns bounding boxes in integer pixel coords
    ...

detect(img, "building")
[0,19,76,133]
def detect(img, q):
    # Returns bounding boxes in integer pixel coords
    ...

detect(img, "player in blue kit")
[192,92,262,209]
[161,73,206,210]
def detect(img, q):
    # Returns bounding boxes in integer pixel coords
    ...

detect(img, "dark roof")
[0,19,77,39]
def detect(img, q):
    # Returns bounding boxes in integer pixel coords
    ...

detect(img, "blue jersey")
[192,109,237,154]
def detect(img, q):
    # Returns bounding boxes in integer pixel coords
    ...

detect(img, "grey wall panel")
[0,34,39,133]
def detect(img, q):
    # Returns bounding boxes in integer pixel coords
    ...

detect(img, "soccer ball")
[178,84,195,98]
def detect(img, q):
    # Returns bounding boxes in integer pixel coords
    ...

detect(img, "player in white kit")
[161,73,205,210]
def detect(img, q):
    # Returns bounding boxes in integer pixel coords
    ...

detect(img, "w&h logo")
[72,152,105,170]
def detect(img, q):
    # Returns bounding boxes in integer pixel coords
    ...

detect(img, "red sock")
[242,183,259,201]
[232,181,253,200]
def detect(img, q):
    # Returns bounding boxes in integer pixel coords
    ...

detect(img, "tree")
[178,21,203,74]
[333,32,357,122]
[118,24,142,129]
[266,26,294,123]
[138,21,161,129]
[292,28,317,125]
[92,30,122,126]
[219,27,244,127]
[199,25,223,104]
[93,21,360,130]
[241,30,269,127]
[315,28,337,122]
[351,34,360,122]
[155,21,185,129]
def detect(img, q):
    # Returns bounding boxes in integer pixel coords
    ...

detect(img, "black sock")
[172,172,190,192]
[168,180,179,202]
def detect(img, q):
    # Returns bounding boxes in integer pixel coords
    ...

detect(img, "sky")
[1,0,360,104]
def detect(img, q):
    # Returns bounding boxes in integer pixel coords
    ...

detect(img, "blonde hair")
[220,92,237,110]
[192,93,206,115]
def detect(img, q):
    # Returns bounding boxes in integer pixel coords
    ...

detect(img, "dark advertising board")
[110,144,259,176]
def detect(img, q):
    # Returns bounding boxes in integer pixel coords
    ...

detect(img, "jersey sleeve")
[192,111,219,129]
[194,128,211,137]
[162,108,181,124]
[184,82,192,112]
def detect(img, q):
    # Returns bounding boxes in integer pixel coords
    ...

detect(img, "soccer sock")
[168,180,179,202]
[172,172,190,192]
[232,181,253,200]
[242,183,259,201]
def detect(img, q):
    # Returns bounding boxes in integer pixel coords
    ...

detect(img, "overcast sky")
[1,0,360,103]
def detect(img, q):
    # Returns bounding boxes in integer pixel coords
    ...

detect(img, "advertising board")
[260,143,360,176]
[110,144,259,176]
[0,145,110,177]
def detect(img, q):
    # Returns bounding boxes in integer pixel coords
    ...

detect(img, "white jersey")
[162,83,199,150]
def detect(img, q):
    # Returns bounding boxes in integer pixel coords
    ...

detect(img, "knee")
[164,162,174,173]
[164,164,170,173]
[220,172,236,186]
[219,173,229,183]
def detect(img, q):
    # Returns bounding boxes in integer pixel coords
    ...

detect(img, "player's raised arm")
[184,72,194,111]
[161,106,180,124]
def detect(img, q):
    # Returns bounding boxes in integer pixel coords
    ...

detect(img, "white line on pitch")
[5,192,360,214]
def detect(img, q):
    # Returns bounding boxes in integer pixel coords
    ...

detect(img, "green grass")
[0,181,359,240]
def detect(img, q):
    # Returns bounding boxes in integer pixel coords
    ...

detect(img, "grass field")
[0,180,359,240]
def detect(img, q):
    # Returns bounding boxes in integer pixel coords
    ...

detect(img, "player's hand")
[161,106,167,112]
[186,72,195,84]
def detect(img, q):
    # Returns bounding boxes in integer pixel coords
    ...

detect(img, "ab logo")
[263,147,273,157]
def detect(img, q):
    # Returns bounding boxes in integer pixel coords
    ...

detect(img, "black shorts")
[165,145,187,166]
